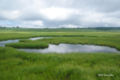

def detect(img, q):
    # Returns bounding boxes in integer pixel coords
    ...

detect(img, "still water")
[0,37,48,47]
[0,37,120,53]
[18,43,120,53]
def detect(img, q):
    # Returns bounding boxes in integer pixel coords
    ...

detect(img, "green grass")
[0,28,120,41]
[0,47,120,80]
[5,39,49,49]
[38,37,120,50]
[19,39,33,42]
[5,42,48,49]
[0,28,120,80]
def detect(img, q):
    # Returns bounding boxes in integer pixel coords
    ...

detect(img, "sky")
[0,0,120,28]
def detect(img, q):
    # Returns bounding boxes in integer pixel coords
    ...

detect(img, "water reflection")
[0,40,19,47]
[29,37,45,40]
[0,37,49,47]
[0,37,120,53]
[18,44,120,53]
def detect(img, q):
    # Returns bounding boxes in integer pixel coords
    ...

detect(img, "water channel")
[0,37,120,53]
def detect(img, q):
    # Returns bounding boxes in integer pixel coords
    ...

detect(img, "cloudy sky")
[0,0,120,28]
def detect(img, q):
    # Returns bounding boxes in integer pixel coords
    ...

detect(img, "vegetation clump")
[19,39,33,42]
[5,42,48,49]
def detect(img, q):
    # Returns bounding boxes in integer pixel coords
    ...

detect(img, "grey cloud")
[19,11,44,20]
[0,0,120,28]
[0,15,6,20]
[105,11,120,19]
[42,14,83,28]
[42,0,120,12]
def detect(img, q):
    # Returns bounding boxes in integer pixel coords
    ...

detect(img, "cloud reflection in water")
[18,43,120,53]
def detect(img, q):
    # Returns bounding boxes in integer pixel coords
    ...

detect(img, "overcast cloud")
[0,0,120,28]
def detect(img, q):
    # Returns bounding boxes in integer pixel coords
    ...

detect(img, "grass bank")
[5,42,48,49]
[0,47,120,80]
[38,37,120,50]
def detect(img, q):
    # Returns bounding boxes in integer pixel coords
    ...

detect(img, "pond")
[0,37,120,53]
[18,43,120,53]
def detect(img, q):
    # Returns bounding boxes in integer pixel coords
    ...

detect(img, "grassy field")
[0,29,120,41]
[0,28,120,80]
[0,47,120,80]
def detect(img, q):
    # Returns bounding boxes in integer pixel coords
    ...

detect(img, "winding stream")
[0,37,120,53]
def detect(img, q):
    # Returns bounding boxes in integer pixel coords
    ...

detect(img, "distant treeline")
[0,26,19,28]
[94,27,120,31]
[0,26,120,32]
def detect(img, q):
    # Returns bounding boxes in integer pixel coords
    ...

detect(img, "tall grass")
[0,47,120,80]
[19,39,33,42]
[5,42,48,49]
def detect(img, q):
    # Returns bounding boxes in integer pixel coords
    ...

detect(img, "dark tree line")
[95,27,120,31]
[0,26,19,28]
